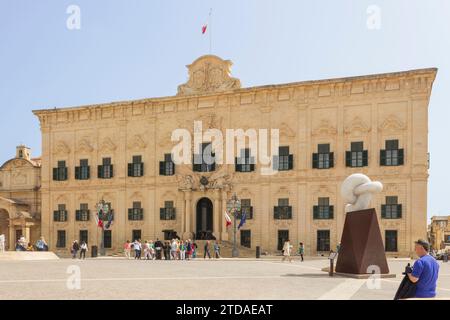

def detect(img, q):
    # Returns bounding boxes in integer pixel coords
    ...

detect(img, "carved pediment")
[11,172,27,186]
[53,141,70,155]
[128,135,147,151]
[312,120,337,137]
[100,137,117,152]
[344,117,371,135]
[379,115,406,132]
[279,123,296,138]
[77,137,94,153]
[177,55,241,96]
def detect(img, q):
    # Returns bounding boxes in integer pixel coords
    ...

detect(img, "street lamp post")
[226,193,241,258]
[96,199,110,257]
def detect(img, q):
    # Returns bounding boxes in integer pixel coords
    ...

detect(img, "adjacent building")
[429,216,450,252]
[0,55,437,256]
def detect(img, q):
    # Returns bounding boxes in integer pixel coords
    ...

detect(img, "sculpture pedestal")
[335,208,390,275]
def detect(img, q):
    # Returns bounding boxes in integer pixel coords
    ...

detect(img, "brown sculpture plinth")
[335,208,390,275]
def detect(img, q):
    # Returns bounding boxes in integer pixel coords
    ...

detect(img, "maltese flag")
[224,212,232,228]
[202,24,208,34]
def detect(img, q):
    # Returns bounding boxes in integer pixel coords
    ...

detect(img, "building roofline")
[32,67,438,115]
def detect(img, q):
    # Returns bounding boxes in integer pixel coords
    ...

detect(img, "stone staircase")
[194,240,257,258]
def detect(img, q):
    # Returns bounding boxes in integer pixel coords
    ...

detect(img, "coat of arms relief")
[177,55,241,96]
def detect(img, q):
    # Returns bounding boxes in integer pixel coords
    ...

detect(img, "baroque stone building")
[0,146,41,250]
[429,216,450,252]
[25,55,437,256]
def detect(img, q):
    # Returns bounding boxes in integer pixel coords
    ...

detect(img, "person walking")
[214,241,221,259]
[155,238,163,260]
[71,240,80,259]
[163,241,170,260]
[193,242,198,259]
[282,239,293,263]
[406,239,440,298]
[180,241,186,260]
[143,241,151,260]
[298,242,305,262]
[124,240,131,259]
[170,239,178,260]
[79,241,88,260]
[134,240,142,260]
[186,240,192,260]
[149,241,156,260]
[204,241,212,259]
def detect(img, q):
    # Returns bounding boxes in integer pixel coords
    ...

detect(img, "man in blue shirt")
[407,239,440,298]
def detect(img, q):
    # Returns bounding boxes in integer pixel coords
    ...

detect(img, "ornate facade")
[7,54,434,257]
[0,146,41,250]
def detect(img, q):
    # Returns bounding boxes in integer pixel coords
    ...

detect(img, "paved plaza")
[0,257,449,300]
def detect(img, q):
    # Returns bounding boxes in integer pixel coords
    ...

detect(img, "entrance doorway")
[196,198,214,240]
[0,209,10,250]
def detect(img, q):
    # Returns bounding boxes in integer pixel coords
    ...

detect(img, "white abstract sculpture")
[341,173,383,213]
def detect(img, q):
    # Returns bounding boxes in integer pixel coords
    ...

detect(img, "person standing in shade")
[298,243,305,262]
[214,241,221,259]
[204,241,212,259]
[407,239,440,299]
[282,239,293,263]
[163,241,170,260]
[36,236,48,252]
[79,241,88,260]
[71,240,80,259]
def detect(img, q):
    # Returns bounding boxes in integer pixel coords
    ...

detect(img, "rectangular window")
[128,202,144,221]
[346,142,368,167]
[313,197,334,219]
[159,153,175,176]
[240,230,251,248]
[380,140,404,166]
[274,199,292,220]
[313,144,334,169]
[240,199,253,219]
[98,158,114,179]
[53,204,68,222]
[75,159,90,180]
[103,230,112,249]
[76,203,90,221]
[381,196,402,219]
[385,230,398,252]
[317,230,330,252]
[56,230,66,248]
[273,146,293,171]
[79,230,88,244]
[53,161,68,181]
[277,230,289,251]
[235,149,255,172]
[193,143,216,172]
[128,156,144,177]
[160,201,176,220]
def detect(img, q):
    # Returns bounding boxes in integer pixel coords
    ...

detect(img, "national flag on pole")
[238,212,247,230]
[224,211,232,228]
[95,210,103,229]
[202,24,208,34]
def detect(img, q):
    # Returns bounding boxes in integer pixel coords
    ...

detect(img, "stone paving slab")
[0,258,448,300]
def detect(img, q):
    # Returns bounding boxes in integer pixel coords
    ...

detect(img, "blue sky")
[1,1,449,219]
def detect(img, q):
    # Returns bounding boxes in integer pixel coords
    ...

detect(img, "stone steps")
[0,252,60,261]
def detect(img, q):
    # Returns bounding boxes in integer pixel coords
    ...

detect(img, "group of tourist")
[12,236,49,252]
[70,240,89,259]
[123,239,222,261]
